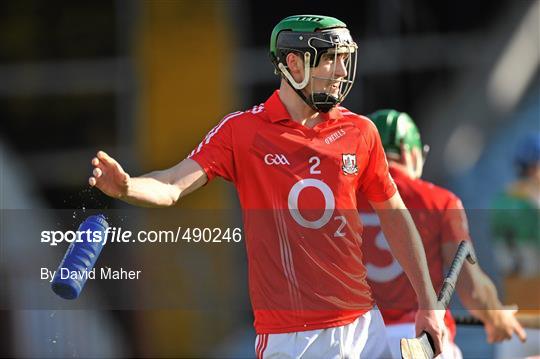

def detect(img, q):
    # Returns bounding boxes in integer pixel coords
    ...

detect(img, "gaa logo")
[264,154,290,165]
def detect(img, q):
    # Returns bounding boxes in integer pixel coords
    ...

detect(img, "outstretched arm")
[88,150,207,207]
[370,191,445,356]
[442,242,527,343]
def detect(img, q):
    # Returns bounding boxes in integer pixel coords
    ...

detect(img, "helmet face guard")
[307,32,357,112]
[270,17,358,113]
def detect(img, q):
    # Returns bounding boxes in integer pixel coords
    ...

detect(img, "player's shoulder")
[213,103,266,129]
[414,178,462,208]
[336,106,379,140]
[337,106,373,127]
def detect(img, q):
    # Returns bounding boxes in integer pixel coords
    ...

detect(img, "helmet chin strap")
[308,93,339,113]
[278,52,311,90]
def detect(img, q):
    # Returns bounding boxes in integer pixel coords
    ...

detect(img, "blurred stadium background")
[0,0,538,358]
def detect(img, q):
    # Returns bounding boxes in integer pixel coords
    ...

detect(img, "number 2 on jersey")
[308,156,321,174]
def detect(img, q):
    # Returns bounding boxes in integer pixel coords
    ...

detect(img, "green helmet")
[269,15,358,113]
[369,109,426,159]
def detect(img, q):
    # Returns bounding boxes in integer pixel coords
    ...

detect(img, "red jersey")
[357,166,470,340]
[189,90,396,334]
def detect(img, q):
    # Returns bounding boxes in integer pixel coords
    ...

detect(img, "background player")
[491,133,540,278]
[491,133,540,358]
[357,109,527,358]
[89,16,445,358]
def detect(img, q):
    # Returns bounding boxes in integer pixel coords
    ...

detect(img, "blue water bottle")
[51,214,109,299]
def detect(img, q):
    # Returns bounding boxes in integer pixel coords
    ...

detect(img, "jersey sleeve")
[357,121,397,202]
[441,194,471,243]
[187,113,239,182]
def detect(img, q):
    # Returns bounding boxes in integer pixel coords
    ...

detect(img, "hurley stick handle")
[437,241,476,309]
[401,241,477,359]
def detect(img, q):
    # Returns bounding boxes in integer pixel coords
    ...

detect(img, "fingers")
[486,331,495,344]
[97,150,116,167]
[88,151,130,197]
[96,150,125,175]
[420,324,444,355]
[514,320,527,343]
[505,304,526,342]
[431,324,446,355]
[505,304,527,343]
[434,317,445,356]
[505,304,519,312]
[92,151,114,171]
[484,308,528,344]
[89,152,108,188]
[89,154,103,188]
[485,326,509,343]
[433,332,444,356]
[93,167,102,178]
[515,326,527,343]
[414,308,446,356]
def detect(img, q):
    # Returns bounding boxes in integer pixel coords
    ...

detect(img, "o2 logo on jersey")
[341,154,358,175]
[360,213,403,282]
[264,154,290,166]
[288,178,334,229]
[286,156,347,238]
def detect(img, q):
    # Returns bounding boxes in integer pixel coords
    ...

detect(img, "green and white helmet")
[369,109,429,159]
[270,15,358,113]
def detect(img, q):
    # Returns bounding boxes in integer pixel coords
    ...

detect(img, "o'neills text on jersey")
[324,129,346,144]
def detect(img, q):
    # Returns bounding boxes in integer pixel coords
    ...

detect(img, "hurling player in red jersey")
[357,109,526,358]
[89,16,446,358]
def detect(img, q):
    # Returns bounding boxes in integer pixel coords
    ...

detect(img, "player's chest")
[241,124,369,182]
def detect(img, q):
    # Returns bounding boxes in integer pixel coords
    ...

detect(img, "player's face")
[307,52,349,98]
[528,163,540,182]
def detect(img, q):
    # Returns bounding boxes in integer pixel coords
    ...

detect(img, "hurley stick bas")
[400,240,477,359]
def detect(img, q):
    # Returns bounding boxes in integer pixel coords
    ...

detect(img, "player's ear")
[399,141,410,165]
[399,141,416,177]
[286,53,302,74]
[411,147,424,179]
[285,52,306,83]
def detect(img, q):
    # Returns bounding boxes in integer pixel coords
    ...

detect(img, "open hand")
[88,151,130,199]
[483,306,527,343]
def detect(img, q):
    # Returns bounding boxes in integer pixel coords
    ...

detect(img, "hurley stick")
[400,241,476,359]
